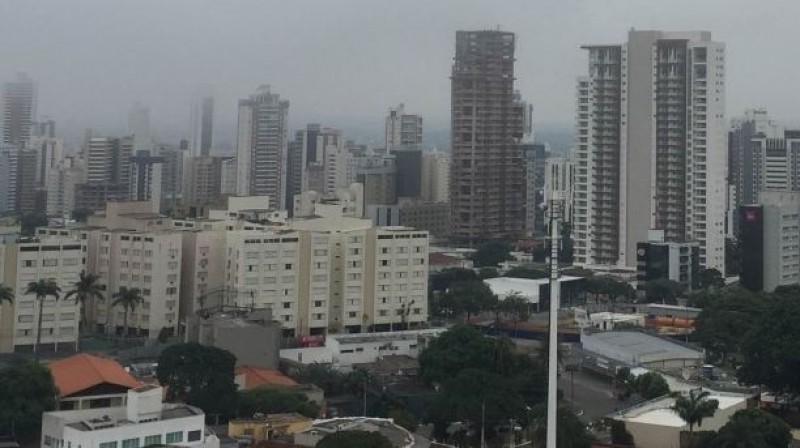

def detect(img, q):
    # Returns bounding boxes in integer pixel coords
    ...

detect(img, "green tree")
[111,287,144,337]
[670,389,719,434]
[25,278,61,362]
[725,237,741,277]
[419,325,493,384]
[471,241,513,267]
[502,294,530,336]
[64,271,104,336]
[429,268,479,294]
[0,284,14,307]
[478,267,500,279]
[505,266,549,279]
[388,407,419,432]
[737,294,800,393]
[156,343,238,421]
[442,280,496,322]
[696,268,725,291]
[694,288,764,364]
[560,267,594,278]
[317,430,393,448]
[610,420,635,446]
[645,278,685,304]
[238,386,319,418]
[633,372,670,400]
[529,405,593,448]
[714,408,791,448]
[0,361,58,441]
[290,363,346,396]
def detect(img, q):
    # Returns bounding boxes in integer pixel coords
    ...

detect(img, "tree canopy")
[419,326,547,444]
[317,430,393,448]
[585,276,634,304]
[0,361,58,441]
[737,293,800,394]
[156,343,239,420]
[645,278,685,304]
[505,266,549,279]
[670,389,719,433]
[440,280,496,321]
[470,241,513,267]
[696,268,725,291]
[693,288,764,364]
[714,408,791,448]
[238,386,319,418]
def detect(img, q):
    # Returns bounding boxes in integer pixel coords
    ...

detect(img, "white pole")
[546,200,561,448]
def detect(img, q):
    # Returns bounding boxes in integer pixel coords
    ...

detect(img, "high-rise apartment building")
[729,109,800,212]
[128,103,151,153]
[385,104,423,151]
[544,154,576,224]
[739,191,800,292]
[190,96,214,157]
[2,73,37,148]
[85,137,133,186]
[574,30,727,271]
[450,30,526,242]
[183,156,225,206]
[130,151,164,212]
[157,145,187,211]
[421,151,450,203]
[236,86,289,208]
[523,143,547,235]
[29,136,64,189]
[220,157,237,196]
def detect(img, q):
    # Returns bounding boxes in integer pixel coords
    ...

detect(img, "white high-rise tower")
[574,30,726,271]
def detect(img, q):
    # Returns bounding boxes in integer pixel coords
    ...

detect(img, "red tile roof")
[48,353,141,398]
[429,252,462,266]
[235,365,298,390]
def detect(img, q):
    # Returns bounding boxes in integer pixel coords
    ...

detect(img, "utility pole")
[481,401,486,448]
[546,196,562,448]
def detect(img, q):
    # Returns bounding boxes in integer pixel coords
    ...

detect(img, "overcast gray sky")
[1,0,798,148]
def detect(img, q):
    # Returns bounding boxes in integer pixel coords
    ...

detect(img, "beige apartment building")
[0,229,84,353]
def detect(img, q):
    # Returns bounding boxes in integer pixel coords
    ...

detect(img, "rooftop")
[330,328,446,345]
[60,403,202,432]
[48,354,140,398]
[235,365,298,390]
[582,331,704,364]
[613,389,749,427]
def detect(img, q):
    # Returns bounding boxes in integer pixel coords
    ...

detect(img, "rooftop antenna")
[546,194,563,448]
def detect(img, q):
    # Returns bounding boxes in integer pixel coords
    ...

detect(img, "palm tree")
[0,284,14,306]
[25,278,61,362]
[64,271,104,336]
[111,287,144,338]
[671,389,719,437]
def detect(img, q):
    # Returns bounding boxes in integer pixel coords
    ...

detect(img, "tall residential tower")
[236,86,289,208]
[2,73,37,148]
[450,30,526,242]
[574,30,726,271]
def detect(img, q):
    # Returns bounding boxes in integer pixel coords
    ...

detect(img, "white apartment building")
[41,386,219,448]
[385,104,423,151]
[223,215,429,336]
[47,163,85,216]
[0,230,84,353]
[544,154,576,224]
[575,30,726,271]
[420,151,449,203]
[236,85,289,208]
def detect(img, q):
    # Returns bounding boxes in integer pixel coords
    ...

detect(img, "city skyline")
[2,0,800,147]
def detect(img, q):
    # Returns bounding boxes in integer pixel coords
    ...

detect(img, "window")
[283,302,291,309]
[165,432,183,444]
[63,258,78,266]
[284,263,293,270]
[24,260,36,267]
[18,315,33,323]
[99,443,117,448]
[121,439,139,448]
[380,260,389,266]
[44,436,53,447]
[314,300,324,307]
[187,430,202,442]
[43,259,58,267]
[143,435,161,446]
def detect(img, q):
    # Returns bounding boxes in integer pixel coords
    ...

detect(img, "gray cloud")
[1,0,798,147]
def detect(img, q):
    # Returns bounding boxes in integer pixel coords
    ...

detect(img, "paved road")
[558,369,620,422]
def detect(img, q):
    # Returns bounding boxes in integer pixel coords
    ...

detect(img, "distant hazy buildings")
[236,86,289,208]
[128,103,152,153]
[523,143,547,235]
[421,150,449,203]
[220,157,237,195]
[2,72,37,148]
[385,104,423,151]
[450,30,526,242]
[728,109,800,211]
[190,96,214,157]
[129,151,164,212]
[574,30,726,271]
[183,156,225,206]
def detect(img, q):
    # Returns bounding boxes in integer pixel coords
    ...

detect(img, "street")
[558,369,620,422]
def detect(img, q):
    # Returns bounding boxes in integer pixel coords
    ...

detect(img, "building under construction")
[450,30,526,243]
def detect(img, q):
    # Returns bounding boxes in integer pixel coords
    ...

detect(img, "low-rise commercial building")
[636,230,700,299]
[186,307,281,369]
[582,330,704,369]
[610,389,751,448]
[41,386,219,448]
